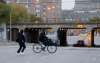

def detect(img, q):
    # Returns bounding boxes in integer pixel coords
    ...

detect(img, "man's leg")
[21,43,26,53]
[17,43,22,53]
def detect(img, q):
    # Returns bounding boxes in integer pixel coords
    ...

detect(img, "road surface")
[0,46,100,63]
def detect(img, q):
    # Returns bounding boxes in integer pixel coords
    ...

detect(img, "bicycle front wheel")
[47,45,57,53]
[32,43,42,53]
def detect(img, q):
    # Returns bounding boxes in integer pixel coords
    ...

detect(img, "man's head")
[20,30,23,34]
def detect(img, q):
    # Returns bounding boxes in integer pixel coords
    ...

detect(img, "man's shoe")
[17,51,20,55]
[20,52,24,55]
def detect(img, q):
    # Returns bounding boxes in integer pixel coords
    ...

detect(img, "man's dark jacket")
[17,33,25,43]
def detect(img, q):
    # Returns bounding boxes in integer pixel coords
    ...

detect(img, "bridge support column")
[58,28,67,46]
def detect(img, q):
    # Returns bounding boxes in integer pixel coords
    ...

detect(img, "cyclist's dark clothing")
[39,32,52,46]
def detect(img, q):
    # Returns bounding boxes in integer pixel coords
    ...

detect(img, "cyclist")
[33,30,57,53]
[39,31,48,46]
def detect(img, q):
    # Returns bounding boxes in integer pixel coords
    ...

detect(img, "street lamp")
[52,6,55,9]
[47,5,55,11]
[47,7,51,11]
[36,0,39,2]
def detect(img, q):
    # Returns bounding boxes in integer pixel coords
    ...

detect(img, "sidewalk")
[0,41,33,46]
[0,41,15,46]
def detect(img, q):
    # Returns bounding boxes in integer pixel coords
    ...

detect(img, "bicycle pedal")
[42,47,45,51]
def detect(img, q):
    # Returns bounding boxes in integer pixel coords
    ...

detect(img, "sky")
[62,0,75,10]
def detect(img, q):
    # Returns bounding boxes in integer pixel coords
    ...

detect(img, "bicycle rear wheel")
[32,43,42,53]
[47,45,57,53]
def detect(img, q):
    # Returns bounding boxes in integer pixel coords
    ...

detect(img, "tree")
[29,14,42,23]
[0,3,10,24]
[89,17,100,23]
[89,17,100,28]
[9,4,28,23]
[0,3,42,24]
[10,4,42,23]
[89,17,100,35]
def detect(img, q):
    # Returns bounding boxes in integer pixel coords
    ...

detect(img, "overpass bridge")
[6,23,100,47]
[6,23,100,29]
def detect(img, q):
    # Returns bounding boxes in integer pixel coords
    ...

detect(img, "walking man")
[17,30,26,54]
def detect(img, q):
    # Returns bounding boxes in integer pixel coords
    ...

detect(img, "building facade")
[74,0,100,11]
[62,0,100,22]
[74,0,100,22]
[40,0,61,23]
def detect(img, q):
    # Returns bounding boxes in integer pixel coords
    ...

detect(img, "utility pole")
[9,6,12,42]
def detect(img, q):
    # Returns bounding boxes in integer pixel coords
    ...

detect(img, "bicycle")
[32,40,57,53]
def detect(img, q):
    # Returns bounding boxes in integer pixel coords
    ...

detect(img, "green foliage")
[0,3,10,24]
[9,4,28,23]
[10,4,42,23]
[0,3,42,24]
[29,14,42,23]
[89,17,100,23]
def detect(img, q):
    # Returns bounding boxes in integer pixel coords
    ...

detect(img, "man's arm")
[22,35,25,42]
